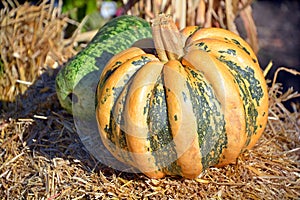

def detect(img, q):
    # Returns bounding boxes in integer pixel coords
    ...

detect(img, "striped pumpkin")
[96,14,268,179]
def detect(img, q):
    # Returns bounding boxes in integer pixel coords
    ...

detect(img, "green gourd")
[55,15,152,115]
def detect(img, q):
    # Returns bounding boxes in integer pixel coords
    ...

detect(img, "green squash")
[55,15,152,115]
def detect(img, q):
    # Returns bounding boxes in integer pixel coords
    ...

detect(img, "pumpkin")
[96,14,268,179]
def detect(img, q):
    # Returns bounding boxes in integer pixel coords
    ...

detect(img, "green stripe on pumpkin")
[185,40,262,146]
[217,56,260,146]
[148,76,181,175]
[111,83,134,163]
[101,55,156,147]
[185,66,227,170]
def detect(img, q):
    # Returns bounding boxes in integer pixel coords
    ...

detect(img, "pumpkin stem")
[151,14,185,62]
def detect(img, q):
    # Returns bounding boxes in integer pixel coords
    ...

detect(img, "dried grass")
[122,0,259,53]
[0,0,77,102]
[0,1,300,199]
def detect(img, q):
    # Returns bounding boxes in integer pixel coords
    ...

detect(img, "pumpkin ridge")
[147,74,181,176]
[110,82,134,164]
[184,66,227,170]
[217,57,260,147]
[123,61,166,178]
[96,54,158,163]
[163,60,203,178]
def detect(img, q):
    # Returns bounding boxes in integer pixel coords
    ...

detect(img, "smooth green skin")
[55,15,152,114]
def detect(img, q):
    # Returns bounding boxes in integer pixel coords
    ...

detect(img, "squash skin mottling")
[185,29,268,150]
[56,15,152,114]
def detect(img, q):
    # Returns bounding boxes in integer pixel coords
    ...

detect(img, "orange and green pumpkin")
[96,14,268,179]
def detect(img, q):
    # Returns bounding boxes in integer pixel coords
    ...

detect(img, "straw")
[0,1,299,199]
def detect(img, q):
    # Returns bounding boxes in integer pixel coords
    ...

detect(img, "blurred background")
[239,0,300,109]
[244,0,299,90]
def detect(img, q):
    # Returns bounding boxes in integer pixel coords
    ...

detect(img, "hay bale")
[0,0,76,102]
[122,0,259,53]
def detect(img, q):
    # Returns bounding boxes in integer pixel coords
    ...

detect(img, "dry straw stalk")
[0,0,76,102]
[122,0,258,52]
